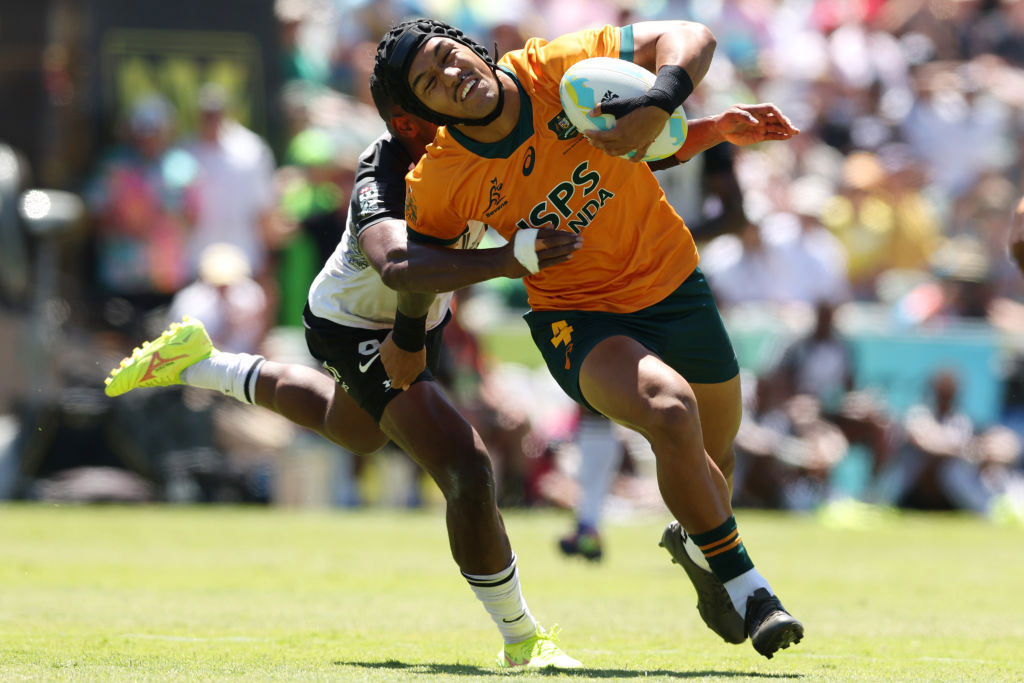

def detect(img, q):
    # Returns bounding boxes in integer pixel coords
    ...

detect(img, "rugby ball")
[559,57,688,162]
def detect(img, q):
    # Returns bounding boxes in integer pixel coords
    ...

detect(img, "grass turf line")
[0,503,1022,681]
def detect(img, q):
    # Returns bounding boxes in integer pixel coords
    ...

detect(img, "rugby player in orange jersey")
[372,18,804,659]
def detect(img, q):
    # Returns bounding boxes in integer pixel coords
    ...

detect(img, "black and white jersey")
[307,132,486,330]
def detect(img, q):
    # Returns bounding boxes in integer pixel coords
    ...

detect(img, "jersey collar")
[448,66,533,159]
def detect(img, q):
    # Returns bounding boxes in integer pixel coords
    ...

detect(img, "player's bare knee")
[642,394,702,450]
[439,451,496,505]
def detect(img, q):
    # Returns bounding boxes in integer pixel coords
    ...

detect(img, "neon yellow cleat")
[104,317,214,397]
[496,626,582,670]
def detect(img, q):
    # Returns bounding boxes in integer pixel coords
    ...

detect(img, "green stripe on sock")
[689,515,755,582]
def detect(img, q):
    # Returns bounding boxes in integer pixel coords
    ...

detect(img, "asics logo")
[139,350,188,383]
[358,353,380,373]
[522,145,535,176]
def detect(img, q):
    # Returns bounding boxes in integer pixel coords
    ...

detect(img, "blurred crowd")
[1,0,1024,525]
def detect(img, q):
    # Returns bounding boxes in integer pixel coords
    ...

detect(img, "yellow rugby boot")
[104,317,214,397]
[496,625,582,670]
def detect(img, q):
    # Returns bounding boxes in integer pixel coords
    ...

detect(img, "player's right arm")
[586,21,717,160]
[360,218,580,389]
[360,218,581,294]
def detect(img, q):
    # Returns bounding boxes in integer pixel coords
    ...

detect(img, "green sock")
[689,515,755,582]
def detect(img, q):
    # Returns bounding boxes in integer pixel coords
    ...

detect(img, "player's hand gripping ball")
[559,57,688,161]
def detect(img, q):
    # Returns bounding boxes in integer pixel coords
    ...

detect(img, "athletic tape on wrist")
[513,228,540,274]
[392,310,427,352]
[650,65,695,115]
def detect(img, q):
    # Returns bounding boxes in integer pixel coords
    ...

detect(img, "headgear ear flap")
[373,18,504,127]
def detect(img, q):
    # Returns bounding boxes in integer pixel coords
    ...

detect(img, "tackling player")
[372,18,804,659]
[103,95,584,669]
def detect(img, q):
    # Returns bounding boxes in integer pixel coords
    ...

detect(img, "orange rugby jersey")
[405,24,700,313]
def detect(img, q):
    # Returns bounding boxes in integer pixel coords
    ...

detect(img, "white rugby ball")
[559,57,688,162]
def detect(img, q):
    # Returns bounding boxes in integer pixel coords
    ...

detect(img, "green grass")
[0,504,1022,681]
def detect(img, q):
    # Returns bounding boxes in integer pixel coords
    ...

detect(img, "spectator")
[733,372,848,511]
[775,175,852,304]
[953,172,1023,299]
[882,369,1024,523]
[775,300,855,417]
[0,142,31,308]
[274,127,359,327]
[276,0,331,90]
[971,425,1024,523]
[701,216,846,308]
[900,62,1015,204]
[908,235,996,323]
[655,139,749,243]
[819,149,901,299]
[771,394,849,511]
[1009,193,1024,277]
[556,409,623,562]
[875,369,978,512]
[169,242,271,354]
[771,298,893,500]
[873,143,943,278]
[185,83,281,284]
[84,94,198,338]
[732,370,791,510]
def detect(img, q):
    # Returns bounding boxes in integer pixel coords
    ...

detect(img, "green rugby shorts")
[524,268,739,410]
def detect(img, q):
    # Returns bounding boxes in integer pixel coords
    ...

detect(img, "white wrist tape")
[513,228,540,274]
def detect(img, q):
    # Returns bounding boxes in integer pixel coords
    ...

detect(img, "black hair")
[372,18,503,127]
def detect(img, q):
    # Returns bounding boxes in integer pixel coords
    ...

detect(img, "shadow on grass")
[333,660,804,678]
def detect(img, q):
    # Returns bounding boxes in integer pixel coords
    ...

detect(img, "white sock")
[723,567,771,617]
[179,352,265,404]
[462,554,538,644]
[681,529,711,572]
[575,415,622,528]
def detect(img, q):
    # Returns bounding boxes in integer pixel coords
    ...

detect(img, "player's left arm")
[647,103,800,171]
[379,287,435,391]
[586,21,716,160]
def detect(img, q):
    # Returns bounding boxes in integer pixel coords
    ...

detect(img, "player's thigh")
[304,307,449,443]
[323,382,389,455]
[578,335,701,441]
[689,375,742,472]
[379,382,492,490]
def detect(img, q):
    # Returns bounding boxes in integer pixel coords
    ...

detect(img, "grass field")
[1,503,1022,682]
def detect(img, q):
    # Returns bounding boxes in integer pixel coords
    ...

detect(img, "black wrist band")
[648,65,694,115]
[392,310,427,352]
